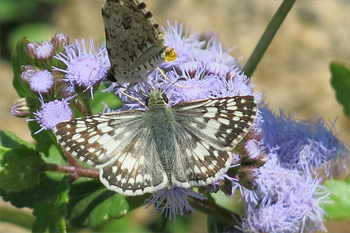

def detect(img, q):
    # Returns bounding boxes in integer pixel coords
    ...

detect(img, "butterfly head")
[145,89,169,107]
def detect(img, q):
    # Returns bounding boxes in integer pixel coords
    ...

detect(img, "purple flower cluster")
[238,106,349,232]
[13,34,110,133]
[12,22,349,232]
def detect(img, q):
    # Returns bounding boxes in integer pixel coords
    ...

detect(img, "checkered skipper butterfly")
[102,0,177,84]
[54,89,257,196]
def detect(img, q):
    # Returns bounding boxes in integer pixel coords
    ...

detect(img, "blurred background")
[0,0,349,232]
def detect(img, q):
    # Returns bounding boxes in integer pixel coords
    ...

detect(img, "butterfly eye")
[162,93,169,103]
[105,70,117,82]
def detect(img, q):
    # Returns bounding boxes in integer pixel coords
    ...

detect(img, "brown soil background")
[0,0,349,232]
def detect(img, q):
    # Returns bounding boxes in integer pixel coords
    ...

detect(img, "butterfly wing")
[102,0,169,83]
[171,95,257,187]
[54,110,168,195]
[100,130,168,196]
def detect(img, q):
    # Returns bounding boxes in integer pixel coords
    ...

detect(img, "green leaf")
[0,146,41,192]
[0,174,60,209]
[28,121,66,166]
[330,61,350,117]
[11,37,38,99]
[0,130,35,149]
[32,177,70,233]
[68,180,104,208]
[69,188,129,228]
[323,179,350,219]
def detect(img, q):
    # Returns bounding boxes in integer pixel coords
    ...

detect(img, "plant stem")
[43,163,99,179]
[243,0,296,78]
[0,206,35,230]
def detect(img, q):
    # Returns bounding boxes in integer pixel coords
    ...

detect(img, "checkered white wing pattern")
[99,129,168,196]
[102,0,171,83]
[54,111,145,167]
[170,95,257,187]
[54,111,169,195]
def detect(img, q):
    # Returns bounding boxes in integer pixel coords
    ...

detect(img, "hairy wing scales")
[102,0,168,83]
[174,95,257,148]
[171,95,257,187]
[100,127,168,195]
[54,110,168,195]
[54,111,145,167]
[172,127,233,188]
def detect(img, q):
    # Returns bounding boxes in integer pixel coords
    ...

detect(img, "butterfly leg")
[156,67,192,90]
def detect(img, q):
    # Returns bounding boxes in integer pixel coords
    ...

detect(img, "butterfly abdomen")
[146,103,177,186]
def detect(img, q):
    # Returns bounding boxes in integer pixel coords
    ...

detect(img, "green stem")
[81,94,93,116]
[0,206,35,230]
[243,0,296,78]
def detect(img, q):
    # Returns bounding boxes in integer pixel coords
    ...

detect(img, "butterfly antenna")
[156,67,170,81]
[119,88,147,109]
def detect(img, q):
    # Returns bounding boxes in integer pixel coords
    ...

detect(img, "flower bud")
[11,98,30,118]
[27,41,55,60]
[52,33,70,51]
[21,65,39,82]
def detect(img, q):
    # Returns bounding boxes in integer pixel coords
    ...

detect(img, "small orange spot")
[165,47,177,62]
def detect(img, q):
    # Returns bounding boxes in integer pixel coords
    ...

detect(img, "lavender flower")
[161,21,205,69]
[235,105,349,232]
[145,187,205,221]
[260,106,349,176]
[21,68,54,94]
[31,99,72,133]
[243,156,327,233]
[54,38,110,95]
[162,21,240,74]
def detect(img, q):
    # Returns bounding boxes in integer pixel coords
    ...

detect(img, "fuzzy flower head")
[260,107,350,176]
[32,99,72,133]
[145,187,205,221]
[161,21,241,74]
[161,21,206,69]
[54,38,110,91]
[21,67,54,94]
[243,156,327,232]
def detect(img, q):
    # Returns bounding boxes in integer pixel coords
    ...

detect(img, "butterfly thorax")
[145,90,176,186]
